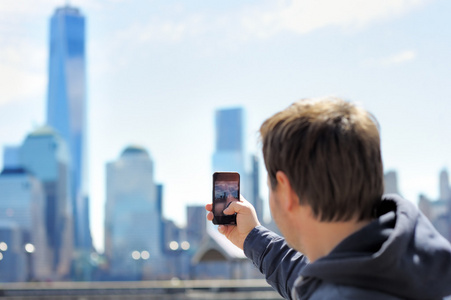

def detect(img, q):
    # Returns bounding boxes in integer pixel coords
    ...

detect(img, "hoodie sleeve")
[243,226,309,299]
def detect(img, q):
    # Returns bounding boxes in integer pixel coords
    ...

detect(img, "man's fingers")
[223,200,248,215]
[205,204,214,221]
[218,225,233,236]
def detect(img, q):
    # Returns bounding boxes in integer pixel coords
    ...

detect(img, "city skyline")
[0,0,450,252]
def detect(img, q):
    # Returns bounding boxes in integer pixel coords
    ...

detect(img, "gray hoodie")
[244,195,451,300]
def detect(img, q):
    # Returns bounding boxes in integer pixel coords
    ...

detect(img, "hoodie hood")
[300,195,451,299]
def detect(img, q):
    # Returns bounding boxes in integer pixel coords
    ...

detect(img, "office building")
[186,206,207,251]
[384,170,400,195]
[105,146,163,279]
[20,126,73,278]
[3,146,21,170]
[46,5,91,251]
[439,169,450,202]
[418,169,451,243]
[0,168,51,281]
[212,107,250,197]
[212,108,244,172]
[251,154,264,221]
[0,222,26,282]
[438,169,451,241]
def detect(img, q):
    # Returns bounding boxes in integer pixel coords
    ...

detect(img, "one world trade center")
[46,6,91,253]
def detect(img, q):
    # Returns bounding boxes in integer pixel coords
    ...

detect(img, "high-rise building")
[384,170,400,195]
[439,169,450,202]
[215,108,243,153]
[251,155,264,221]
[2,146,21,170]
[212,107,250,197]
[20,126,73,278]
[104,146,163,279]
[438,169,451,241]
[418,169,451,243]
[46,5,90,250]
[0,168,52,281]
[212,108,244,172]
[186,206,207,250]
[0,222,26,282]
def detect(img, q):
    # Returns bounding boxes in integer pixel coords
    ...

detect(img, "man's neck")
[302,219,371,262]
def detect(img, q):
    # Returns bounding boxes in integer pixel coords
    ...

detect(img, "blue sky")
[1,0,450,252]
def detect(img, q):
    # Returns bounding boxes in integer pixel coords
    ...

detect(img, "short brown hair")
[260,97,383,222]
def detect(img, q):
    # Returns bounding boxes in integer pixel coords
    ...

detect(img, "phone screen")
[212,172,240,225]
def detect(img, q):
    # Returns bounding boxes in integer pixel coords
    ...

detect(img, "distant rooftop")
[192,228,246,264]
[54,5,82,16]
[121,145,150,158]
[27,125,57,137]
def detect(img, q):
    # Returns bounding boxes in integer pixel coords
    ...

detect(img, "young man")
[206,97,451,299]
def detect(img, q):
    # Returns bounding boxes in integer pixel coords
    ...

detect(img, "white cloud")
[133,15,205,43]
[106,0,430,48]
[87,13,208,76]
[239,0,428,39]
[0,63,46,105]
[0,1,54,106]
[364,50,417,67]
[383,50,417,65]
[0,0,105,16]
[85,0,430,78]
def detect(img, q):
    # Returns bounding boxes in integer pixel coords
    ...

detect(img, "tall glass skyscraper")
[46,6,90,251]
[105,146,163,280]
[251,154,264,222]
[215,108,243,153]
[212,108,245,173]
[212,107,250,198]
[211,107,265,214]
[440,169,450,202]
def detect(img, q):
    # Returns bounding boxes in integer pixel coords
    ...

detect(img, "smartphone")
[212,172,240,225]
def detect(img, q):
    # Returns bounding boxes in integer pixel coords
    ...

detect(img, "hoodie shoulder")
[299,195,451,300]
[305,282,405,300]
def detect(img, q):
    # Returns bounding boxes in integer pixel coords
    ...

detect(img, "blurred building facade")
[104,146,163,280]
[186,206,207,251]
[20,126,73,278]
[212,108,245,170]
[212,108,249,196]
[47,5,91,253]
[0,168,51,281]
[0,222,25,282]
[418,168,451,242]
[440,169,451,203]
[251,154,264,222]
[384,170,400,195]
[211,107,264,220]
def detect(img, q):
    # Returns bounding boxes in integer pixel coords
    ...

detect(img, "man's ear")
[275,171,299,211]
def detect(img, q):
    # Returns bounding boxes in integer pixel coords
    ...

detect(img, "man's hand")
[206,196,260,250]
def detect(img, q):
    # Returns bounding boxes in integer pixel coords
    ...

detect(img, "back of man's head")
[260,97,383,222]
